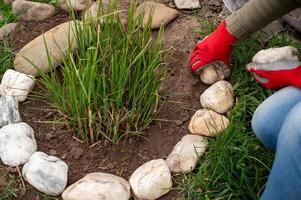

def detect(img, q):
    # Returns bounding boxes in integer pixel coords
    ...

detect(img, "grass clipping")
[40,2,165,144]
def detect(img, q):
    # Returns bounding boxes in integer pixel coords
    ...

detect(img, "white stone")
[58,0,92,11]
[12,0,56,21]
[199,62,231,85]
[62,172,130,200]
[174,0,201,9]
[0,69,35,102]
[14,21,78,77]
[23,152,68,196]
[166,135,207,173]
[0,96,21,128]
[129,159,172,200]
[200,80,234,114]
[252,46,299,64]
[188,109,229,137]
[0,122,37,166]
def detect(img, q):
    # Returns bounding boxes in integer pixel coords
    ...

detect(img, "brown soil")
[1,1,222,199]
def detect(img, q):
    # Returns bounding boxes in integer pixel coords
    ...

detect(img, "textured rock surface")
[129,159,172,199]
[166,135,207,173]
[175,0,201,9]
[199,62,231,85]
[58,0,91,11]
[62,172,130,200]
[12,0,55,21]
[0,23,18,40]
[0,69,35,102]
[4,0,14,4]
[0,122,37,166]
[188,109,229,137]
[84,0,110,20]
[135,2,179,29]
[23,152,68,196]
[0,95,21,128]
[14,21,78,77]
[200,80,235,114]
[252,46,299,64]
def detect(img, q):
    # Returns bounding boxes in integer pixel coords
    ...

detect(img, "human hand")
[247,60,301,89]
[189,20,237,73]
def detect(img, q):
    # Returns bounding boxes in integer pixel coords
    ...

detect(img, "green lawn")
[182,21,301,199]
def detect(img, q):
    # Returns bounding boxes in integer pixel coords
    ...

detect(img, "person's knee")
[252,102,277,149]
[252,104,269,140]
[278,104,301,145]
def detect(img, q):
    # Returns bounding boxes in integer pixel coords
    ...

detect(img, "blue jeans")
[252,86,301,200]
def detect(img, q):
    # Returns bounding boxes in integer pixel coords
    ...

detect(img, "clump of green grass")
[0,40,14,78]
[0,175,18,200]
[40,1,165,144]
[0,0,18,27]
[0,0,16,78]
[182,20,301,199]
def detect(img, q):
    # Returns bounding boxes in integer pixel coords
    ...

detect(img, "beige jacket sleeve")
[226,0,301,39]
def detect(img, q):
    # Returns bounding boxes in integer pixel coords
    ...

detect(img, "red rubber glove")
[190,20,237,73]
[247,60,301,89]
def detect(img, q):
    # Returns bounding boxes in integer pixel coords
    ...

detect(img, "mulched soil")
[1,1,222,199]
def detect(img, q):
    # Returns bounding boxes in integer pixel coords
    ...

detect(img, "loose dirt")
[1,1,222,199]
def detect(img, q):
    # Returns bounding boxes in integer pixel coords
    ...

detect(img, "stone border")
[0,1,236,199]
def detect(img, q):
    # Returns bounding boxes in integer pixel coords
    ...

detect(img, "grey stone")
[22,152,68,196]
[0,95,21,128]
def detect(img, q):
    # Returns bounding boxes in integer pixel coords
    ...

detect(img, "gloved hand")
[247,60,301,89]
[189,20,237,73]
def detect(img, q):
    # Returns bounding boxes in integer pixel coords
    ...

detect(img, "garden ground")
[1,0,301,199]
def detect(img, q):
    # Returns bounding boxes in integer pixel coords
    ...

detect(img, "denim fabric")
[252,86,301,200]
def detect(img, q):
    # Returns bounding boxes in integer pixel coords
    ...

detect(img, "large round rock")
[0,122,37,166]
[14,21,78,77]
[62,172,130,200]
[129,159,172,200]
[200,80,234,114]
[12,0,55,21]
[188,109,229,137]
[22,152,68,196]
[166,135,207,173]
